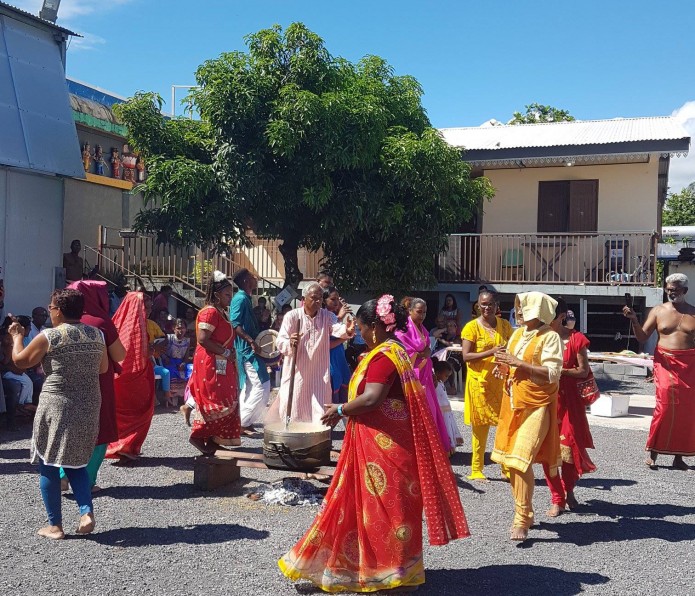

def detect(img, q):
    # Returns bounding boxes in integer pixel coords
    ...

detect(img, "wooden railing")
[89,226,322,295]
[436,231,657,286]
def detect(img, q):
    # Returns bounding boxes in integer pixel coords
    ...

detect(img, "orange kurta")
[492,327,561,476]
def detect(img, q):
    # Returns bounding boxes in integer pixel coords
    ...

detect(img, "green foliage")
[510,103,575,125]
[116,23,492,291]
[663,185,695,226]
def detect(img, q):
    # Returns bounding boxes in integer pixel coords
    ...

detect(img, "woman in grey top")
[9,289,107,540]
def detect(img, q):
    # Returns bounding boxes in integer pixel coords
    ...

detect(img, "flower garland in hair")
[376,294,397,331]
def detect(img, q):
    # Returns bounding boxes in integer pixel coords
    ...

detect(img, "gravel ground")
[1,396,693,596]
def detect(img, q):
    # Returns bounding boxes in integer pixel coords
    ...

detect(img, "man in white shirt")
[25,307,49,345]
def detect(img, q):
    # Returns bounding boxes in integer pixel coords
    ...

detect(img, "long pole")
[285,318,301,430]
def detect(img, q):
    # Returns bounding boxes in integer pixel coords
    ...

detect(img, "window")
[537,180,598,233]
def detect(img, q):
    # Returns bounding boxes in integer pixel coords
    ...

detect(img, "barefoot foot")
[189,437,217,455]
[180,404,192,427]
[546,504,563,517]
[76,513,96,535]
[510,526,528,541]
[38,525,65,540]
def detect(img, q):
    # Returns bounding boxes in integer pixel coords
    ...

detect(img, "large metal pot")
[263,422,331,471]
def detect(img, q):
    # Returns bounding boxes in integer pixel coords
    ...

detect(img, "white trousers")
[3,372,33,405]
[240,361,270,427]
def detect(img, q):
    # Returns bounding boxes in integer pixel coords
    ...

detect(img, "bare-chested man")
[623,273,695,470]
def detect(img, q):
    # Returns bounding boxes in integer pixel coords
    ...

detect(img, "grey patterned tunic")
[31,323,104,468]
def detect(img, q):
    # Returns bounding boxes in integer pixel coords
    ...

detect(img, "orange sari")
[279,340,468,593]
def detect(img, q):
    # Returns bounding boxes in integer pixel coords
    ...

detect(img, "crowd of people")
[2,264,694,593]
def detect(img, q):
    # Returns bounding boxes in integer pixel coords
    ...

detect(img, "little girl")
[433,360,463,455]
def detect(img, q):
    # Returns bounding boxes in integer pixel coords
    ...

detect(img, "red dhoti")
[648,347,695,456]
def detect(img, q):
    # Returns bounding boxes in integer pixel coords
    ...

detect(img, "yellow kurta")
[461,317,513,427]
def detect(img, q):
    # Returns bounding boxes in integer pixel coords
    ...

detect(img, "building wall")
[481,157,660,233]
[63,178,145,253]
[1,167,63,315]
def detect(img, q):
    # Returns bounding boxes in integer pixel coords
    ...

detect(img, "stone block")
[193,456,241,491]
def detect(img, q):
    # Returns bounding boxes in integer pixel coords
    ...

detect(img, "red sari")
[543,330,595,506]
[106,293,155,460]
[189,306,240,443]
[648,347,695,456]
[279,340,468,593]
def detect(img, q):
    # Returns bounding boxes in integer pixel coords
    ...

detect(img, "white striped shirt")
[276,307,347,423]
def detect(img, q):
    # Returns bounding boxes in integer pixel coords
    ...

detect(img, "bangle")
[222,348,231,359]
[337,404,344,416]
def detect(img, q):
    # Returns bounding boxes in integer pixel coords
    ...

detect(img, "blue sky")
[13,0,695,188]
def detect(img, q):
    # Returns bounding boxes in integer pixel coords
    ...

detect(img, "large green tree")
[509,103,575,124]
[116,23,493,291]
[663,184,695,226]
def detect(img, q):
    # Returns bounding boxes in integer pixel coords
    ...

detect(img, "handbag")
[576,374,601,405]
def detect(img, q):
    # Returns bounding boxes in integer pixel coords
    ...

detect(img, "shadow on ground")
[91,522,269,547]
[295,565,610,595]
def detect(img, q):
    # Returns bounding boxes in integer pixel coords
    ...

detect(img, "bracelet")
[222,348,231,359]
[337,404,344,416]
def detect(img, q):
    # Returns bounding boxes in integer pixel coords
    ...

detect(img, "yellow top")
[461,317,513,426]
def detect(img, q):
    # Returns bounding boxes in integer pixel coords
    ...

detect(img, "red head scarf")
[112,292,148,375]
[68,280,110,319]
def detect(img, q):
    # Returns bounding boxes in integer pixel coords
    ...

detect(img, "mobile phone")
[624,293,632,308]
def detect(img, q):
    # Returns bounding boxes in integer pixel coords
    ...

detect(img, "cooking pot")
[263,422,331,471]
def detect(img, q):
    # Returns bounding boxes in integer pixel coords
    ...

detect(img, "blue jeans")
[39,460,93,526]
[154,365,170,391]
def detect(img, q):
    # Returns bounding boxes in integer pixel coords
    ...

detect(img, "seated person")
[430,314,448,350]
[1,324,34,414]
[271,311,284,332]
[151,338,174,408]
[436,320,462,350]
[164,319,192,380]
[253,297,272,331]
[16,316,45,403]
[26,307,49,344]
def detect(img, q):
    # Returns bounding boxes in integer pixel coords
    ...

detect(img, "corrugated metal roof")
[0,1,79,36]
[440,117,690,151]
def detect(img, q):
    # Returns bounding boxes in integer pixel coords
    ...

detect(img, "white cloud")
[669,101,695,192]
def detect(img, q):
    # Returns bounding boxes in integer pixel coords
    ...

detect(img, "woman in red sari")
[543,299,596,515]
[279,295,469,593]
[188,272,240,454]
[106,292,155,462]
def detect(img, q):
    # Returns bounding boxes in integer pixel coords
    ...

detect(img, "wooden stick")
[285,318,301,429]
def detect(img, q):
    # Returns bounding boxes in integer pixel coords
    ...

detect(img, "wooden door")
[568,180,598,232]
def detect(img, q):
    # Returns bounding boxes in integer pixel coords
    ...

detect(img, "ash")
[247,477,326,506]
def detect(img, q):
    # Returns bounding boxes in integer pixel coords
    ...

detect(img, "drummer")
[230,269,270,435]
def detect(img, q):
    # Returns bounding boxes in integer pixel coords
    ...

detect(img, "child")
[433,360,463,456]
[165,319,192,380]
[151,338,174,408]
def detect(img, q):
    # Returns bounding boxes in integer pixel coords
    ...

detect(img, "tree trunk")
[279,237,303,289]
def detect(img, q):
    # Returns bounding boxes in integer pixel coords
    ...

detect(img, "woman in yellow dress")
[461,290,513,481]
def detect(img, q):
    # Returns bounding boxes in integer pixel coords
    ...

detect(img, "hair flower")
[376,294,397,331]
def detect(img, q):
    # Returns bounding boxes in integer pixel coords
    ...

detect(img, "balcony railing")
[436,232,657,286]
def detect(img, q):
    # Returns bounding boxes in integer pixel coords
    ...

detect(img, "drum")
[256,329,281,365]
